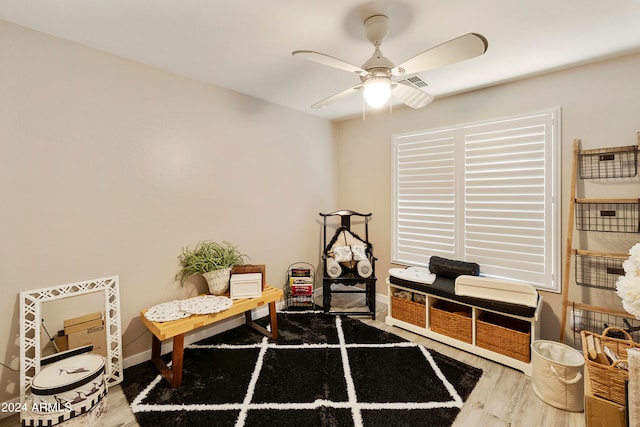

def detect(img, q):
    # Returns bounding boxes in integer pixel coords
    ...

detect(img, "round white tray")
[144,300,191,322]
[180,295,233,315]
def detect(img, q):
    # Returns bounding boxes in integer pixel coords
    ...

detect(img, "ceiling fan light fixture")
[293,12,488,112]
[363,76,391,108]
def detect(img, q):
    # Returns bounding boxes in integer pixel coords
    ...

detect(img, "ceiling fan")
[292,14,488,110]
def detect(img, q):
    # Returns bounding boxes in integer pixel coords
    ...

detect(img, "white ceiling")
[3,1,640,121]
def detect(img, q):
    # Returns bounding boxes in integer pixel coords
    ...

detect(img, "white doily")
[180,295,233,315]
[144,300,191,322]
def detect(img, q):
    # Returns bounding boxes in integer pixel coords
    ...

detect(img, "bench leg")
[151,333,184,388]
[244,301,279,339]
[269,301,279,340]
[171,334,184,387]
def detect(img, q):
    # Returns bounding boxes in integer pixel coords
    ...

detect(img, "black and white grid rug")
[122,312,483,427]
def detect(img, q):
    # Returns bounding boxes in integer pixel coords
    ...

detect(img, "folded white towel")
[388,267,435,284]
[351,245,367,261]
[326,257,342,278]
[357,259,372,278]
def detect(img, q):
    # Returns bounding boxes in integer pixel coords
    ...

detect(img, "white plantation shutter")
[392,109,560,291]
[392,130,457,264]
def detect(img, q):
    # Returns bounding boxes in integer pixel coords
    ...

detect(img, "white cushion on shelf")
[455,275,538,308]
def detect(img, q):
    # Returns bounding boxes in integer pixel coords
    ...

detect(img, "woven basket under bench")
[430,300,472,344]
[476,312,532,363]
[391,295,426,328]
[581,327,640,405]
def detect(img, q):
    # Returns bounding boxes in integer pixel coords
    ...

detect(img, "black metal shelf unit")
[284,262,316,311]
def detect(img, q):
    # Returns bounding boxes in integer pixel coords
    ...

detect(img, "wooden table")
[140,286,283,387]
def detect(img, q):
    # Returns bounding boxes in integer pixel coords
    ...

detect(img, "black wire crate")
[572,303,640,349]
[574,250,628,290]
[283,262,316,311]
[575,198,640,233]
[578,145,638,179]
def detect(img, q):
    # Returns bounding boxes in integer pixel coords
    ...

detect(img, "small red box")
[291,284,313,297]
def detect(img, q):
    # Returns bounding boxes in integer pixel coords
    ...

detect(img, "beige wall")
[2,17,640,405]
[0,20,336,402]
[334,51,640,342]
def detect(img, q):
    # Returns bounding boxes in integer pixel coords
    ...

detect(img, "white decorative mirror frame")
[19,276,123,402]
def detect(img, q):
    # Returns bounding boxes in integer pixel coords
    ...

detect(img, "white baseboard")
[313,288,389,307]
[377,291,389,306]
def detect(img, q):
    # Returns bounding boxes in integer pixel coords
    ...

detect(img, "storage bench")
[386,274,542,376]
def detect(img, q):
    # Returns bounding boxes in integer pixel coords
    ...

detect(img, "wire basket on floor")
[284,262,316,311]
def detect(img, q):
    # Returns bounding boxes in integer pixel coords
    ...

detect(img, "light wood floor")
[2,295,586,427]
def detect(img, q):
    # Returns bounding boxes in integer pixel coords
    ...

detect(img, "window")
[391,108,561,292]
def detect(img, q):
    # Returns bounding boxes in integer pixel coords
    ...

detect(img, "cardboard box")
[585,394,626,427]
[64,317,104,335]
[67,324,107,357]
[54,332,68,352]
[64,312,107,357]
[64,312,102,328]
[585,362,626,427]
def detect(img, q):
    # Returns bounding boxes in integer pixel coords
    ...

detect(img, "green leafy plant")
[177,240,247,286]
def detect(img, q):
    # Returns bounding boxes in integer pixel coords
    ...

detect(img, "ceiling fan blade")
[392,82,434,109]
[311,84,363,109]
[293,50,367,77]
[392,33,488,76]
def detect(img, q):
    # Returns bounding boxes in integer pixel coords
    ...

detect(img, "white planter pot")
[202,267,232,295]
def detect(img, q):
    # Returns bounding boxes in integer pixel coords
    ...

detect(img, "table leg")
[171,334,184,387]
[150,333,184,388]
[151,334,161,360]
[244,301,279,339]
[269,301,279,340]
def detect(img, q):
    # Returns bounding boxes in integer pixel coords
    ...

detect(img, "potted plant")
[177,240,247,295]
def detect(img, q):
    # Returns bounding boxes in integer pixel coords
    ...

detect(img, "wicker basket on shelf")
[430,300,472,343]
[476,312,531,362]
[391,295,426,328]
[581,327,640,405]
